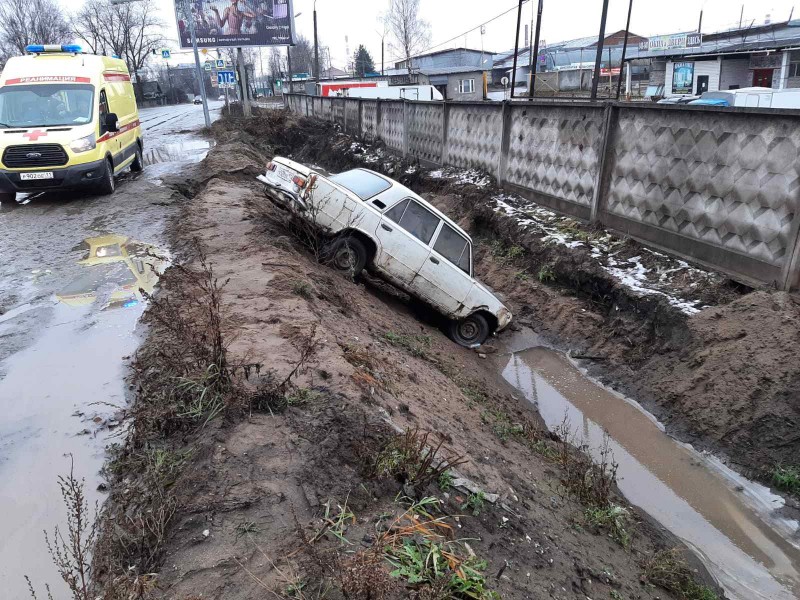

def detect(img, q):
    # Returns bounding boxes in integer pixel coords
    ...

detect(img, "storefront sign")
[672,62,694,94]
[639,33,702,52]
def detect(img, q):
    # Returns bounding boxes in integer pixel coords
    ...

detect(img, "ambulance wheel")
[0,192,17,208]
[130,144,144,173]
[98,159,115,195]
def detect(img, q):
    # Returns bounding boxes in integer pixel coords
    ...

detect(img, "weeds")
[438,471,455,492]
[771,465,800,496]
[292,281,314,299]
[490,240,524,264]
[553,421,618,509]
[339,548,394,600]
[584,504,631,549]
[175,364,226,427]
[460,492,486,516]
[286,387,323,406]
[537,265,556,283]
[315,497,356,545]
[641,548,718,600]
[234,520,261,540]
[146,448,191,487]
[365,428,466,496]
[514,270,529,281]
[383,331,431,359]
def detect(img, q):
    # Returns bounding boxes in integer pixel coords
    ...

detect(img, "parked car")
[193,95,202,104]
[257,160,512,347]
[657,95,699,104]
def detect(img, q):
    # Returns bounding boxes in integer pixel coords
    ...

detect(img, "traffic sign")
[204,61,212,71]
[161,49,170,59]
[217,70,237,86]
[216,59,225,69]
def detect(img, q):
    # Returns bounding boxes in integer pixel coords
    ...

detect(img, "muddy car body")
[258,157,512,346]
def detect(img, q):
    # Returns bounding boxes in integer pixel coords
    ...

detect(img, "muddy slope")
[93,129,720,599]
[220,109,800,488]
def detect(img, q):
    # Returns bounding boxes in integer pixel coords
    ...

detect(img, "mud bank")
[92,122,723,599]
[216,109,799,500]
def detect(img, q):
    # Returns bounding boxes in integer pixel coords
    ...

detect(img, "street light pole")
[314,1,320,84]
[510,0,524,98]
[590,0,610,100]
[616,0,633,100]
[186,0,211,127]
[530,0,543,97]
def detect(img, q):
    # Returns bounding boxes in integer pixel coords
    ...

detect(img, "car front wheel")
[323,236,368,277]
[448,313,491,347]
[97,159,115,195]
[0,192,17,208]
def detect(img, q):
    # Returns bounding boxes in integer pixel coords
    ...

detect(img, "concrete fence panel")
[602,105,800,287]
[312,96,322,117]
[332,98,345,125]
[345,99,360,133]
[445,103,503,176]
[407,102,445,165]
[379,101,405,154]
[319,97,332,121]
[361,100,378,140]
[505,103,606,219]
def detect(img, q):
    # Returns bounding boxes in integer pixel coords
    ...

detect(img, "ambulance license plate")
[20,172,54,180]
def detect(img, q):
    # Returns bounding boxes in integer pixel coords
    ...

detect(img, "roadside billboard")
[173,0,296,49]
[672,62,694,94]
[639,33,702,52]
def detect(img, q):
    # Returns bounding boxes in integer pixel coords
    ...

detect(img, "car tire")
[448,313,491,348]
[130,144,144,172]
[323,236,368,277]
[97,158,115,195]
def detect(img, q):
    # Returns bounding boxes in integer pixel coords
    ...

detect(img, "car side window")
[433,224,471,274]
[386,199,441,245]
[99,89,109,132]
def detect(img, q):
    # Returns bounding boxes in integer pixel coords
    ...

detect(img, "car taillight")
[266,162,277,172]
[292,175,307,188]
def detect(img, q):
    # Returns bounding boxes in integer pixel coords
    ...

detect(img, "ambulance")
[0,44,143,203]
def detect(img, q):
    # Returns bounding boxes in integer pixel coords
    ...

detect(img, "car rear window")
[385,198,440,245]
[329,169,391,199]
[433,224,471,274]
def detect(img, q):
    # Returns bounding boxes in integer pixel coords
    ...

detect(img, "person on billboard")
[211,0,256,35]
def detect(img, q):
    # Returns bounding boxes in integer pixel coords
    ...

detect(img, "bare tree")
[0,0,71,65]
[71,0,164,100]
[385,0,430,74]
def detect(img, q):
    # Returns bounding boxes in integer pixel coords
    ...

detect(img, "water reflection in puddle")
[502,346,800,600]
[0,235,167,598]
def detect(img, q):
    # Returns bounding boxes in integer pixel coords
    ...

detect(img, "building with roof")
[389,48,494,101]
[632,19,800,97]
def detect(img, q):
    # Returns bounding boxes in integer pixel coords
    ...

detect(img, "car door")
[373,198,440,287]
[414,222,475,316]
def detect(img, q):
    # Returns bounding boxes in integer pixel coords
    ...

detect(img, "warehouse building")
[387,48,494,101]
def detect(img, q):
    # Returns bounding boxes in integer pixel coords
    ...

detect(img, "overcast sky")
[57,0,799,73]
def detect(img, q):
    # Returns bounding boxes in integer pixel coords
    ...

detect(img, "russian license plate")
[276,167,293,183]
[20,172,54,181]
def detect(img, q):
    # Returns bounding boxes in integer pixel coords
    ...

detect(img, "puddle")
[0,235,167,597]
[143,138,214,166]
[501,342,800,600]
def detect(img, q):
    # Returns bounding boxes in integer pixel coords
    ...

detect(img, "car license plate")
[20,172,54,181]
[276,167,293,183]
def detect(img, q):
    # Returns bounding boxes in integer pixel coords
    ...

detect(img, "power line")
[385,0,531,66]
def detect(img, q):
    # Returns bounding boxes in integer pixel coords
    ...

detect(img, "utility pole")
[287,45,293,95]
[591,0,610,100]
[739,5,744,29]
[616,0,633,100]
[510,0,524,98]
[698,9,704,33]
[186,0,211,127]
[314,1,320,84]
[530,0,544,97]
[237,47,252,116]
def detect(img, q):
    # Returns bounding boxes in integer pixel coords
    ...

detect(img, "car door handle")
[381,224,393,232]
[429,256,440,265]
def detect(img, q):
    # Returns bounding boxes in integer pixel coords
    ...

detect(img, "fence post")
[358,99,363,138]
[341,98,347,133]
[376,99,383,142]
[498,101,513,186]
[441,101,450,166]
[590,102,618,223]
[780,214,800,290]
[402,100,409,158]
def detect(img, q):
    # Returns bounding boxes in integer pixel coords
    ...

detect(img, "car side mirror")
[105,112,119,133]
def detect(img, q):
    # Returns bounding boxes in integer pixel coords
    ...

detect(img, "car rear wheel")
[130,144,144,172]
[448,313,491,348]
[97,159,115,195]
[323,236,367,277]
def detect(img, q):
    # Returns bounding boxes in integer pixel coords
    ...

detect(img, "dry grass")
[641,548,718,600]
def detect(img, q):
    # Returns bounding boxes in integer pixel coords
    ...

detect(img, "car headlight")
[69,133,96,153]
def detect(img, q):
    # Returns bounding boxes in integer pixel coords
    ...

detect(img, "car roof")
[349,168,473,243]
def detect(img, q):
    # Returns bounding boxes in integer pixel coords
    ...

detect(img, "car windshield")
[330,169,391,200]
[0,84,94,128]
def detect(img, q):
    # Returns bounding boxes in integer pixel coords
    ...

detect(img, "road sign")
[216,59,225,69]
[217,70,237,86]
[204,61,212,71]
[161,49,170,59]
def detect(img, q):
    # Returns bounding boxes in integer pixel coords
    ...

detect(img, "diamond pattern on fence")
[345,99,360,133]
[446,105,502,174]
[408,103,443,164]
[313,96,323,117]
[505,105,605,207]
[379,101,404,154]
[319,97,332,121]
[361,100,378,140]
[606,107,800,267]
[332,99,345,125]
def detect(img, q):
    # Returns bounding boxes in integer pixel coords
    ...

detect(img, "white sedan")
[258,158,512,347]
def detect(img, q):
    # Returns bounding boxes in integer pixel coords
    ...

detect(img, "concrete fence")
[285,93,800,291]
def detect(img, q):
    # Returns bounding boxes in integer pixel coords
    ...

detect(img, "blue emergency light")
[25,44,83,54]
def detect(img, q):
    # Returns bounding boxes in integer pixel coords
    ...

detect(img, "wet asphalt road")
[0,101,222,598]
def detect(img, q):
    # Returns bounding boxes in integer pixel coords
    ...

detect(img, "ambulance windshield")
[0,84,94,128]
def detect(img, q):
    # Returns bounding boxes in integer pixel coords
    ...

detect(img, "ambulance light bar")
[26,44,83,54]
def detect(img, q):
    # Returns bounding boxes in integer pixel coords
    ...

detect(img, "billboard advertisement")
[639,33,702,52]
[174,0,296,49]
[672,62,694,94]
